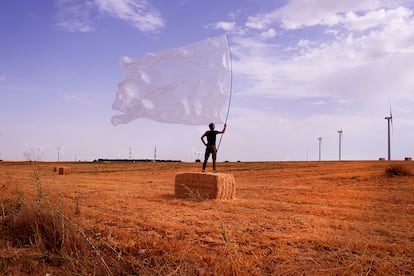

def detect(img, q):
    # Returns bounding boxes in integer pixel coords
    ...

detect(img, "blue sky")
[1,0,414,162]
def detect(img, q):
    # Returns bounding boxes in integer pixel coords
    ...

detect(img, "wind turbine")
[57,147,61,162]
[24,143,33,160]
[337,130,343,161]
[56,146,64,162]
[318,137,322,161]
[384,107,393,161]
[191,146,202,162]
[36,146,44,161]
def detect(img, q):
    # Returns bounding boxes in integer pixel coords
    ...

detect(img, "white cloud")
[212,21,236,32]
[230,1,414,106]
[95,0,164,32]
[245,14,271,30]
[343,6,412,31]
[55,0,95,32]
[224,0,414,161]
[260,28,277,39]
[280,0,399,30]
[244,0,408,31]
[234,28,414,104]
[55,0,164,32]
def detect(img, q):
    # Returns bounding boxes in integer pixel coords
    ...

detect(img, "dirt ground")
[0,160,413,275]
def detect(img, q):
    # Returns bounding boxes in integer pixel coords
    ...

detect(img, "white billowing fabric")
[111,35,230,126]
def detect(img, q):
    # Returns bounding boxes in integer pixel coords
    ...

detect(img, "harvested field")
[0,160,413,275]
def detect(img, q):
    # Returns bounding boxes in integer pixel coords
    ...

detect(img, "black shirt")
[204,130,219,146]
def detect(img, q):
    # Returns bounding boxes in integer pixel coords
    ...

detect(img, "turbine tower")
[56,146,64,162]
[57,147,61,162]
[318,137,322,161]
[384,108,393,161]
[337,130,343,161]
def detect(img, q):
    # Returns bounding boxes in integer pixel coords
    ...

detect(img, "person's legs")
[202,147,211,171]
[211,146,217,172]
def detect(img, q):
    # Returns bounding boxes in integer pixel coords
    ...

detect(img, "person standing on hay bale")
[201,122,226,173]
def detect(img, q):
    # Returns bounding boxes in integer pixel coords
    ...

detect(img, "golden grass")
[0,160,413,275]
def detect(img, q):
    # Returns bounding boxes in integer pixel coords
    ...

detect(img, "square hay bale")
[405,157,412,161]
[58,167,71,175]
[175,172,236,200]
[379,157,386,161]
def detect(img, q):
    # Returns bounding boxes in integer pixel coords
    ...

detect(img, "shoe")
[201,170,205,172]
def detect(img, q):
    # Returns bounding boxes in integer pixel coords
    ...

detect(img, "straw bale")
[378,158,386,161]
[58,167,71,175]
[175,172,236,200]
[405,157,412,161]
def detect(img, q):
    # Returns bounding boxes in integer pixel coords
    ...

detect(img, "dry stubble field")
[0,160,413,275]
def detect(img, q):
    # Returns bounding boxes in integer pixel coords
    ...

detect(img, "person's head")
[209,123,215,130]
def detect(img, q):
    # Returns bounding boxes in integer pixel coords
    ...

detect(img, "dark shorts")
[205,145,217,158]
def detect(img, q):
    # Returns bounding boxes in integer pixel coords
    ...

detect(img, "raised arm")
[218,123,227,134]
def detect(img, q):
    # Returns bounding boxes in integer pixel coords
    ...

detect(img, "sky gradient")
[1,0,414,162]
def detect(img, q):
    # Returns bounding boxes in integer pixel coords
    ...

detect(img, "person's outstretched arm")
[218,123,227,134]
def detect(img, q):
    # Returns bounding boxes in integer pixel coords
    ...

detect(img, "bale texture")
[175,172,236,200]
[58,167,71,175]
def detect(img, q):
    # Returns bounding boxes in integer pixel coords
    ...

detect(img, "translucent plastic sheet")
[111,35,230,125]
